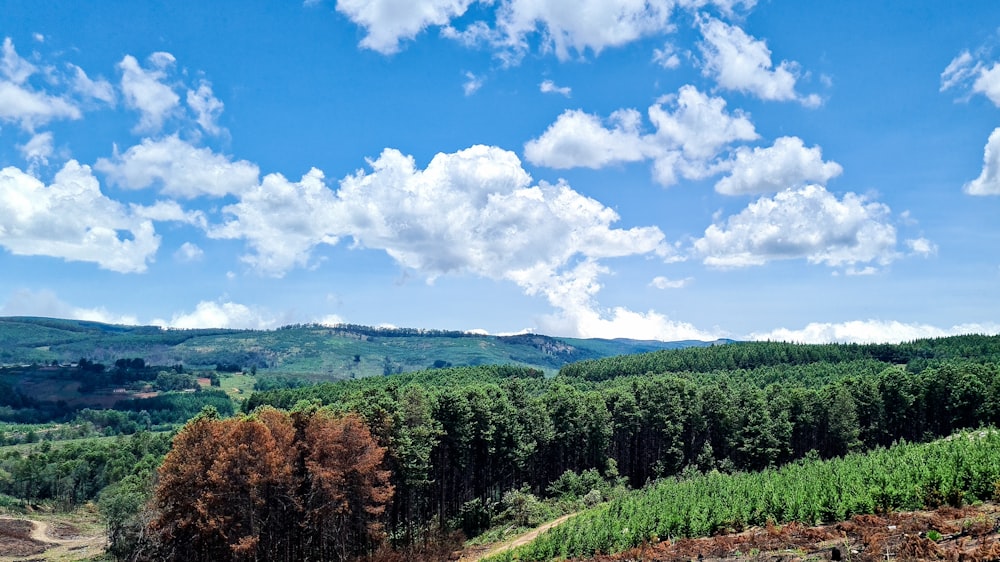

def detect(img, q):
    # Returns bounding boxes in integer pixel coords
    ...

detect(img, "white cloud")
[174,242,204,262]
[540,79,571,96]
[906,237,937,256]
[17,131,54,167]
[316,314,345,327]
[493,0,676,63]
[524,108,648,168]
[0,38,80,130]
[940,51,977,93]
[714,136,843,195]
[693,184,900,269]
[130,200,207,227]
[118,53,180,132]
[156,300,276,329]
[964,127,1000,195]
[336,0,476,54]
[525,85,757,186]
[208,144,681,338]
[0,161,159,273]
[335,0,758,66]
[530,259,716,339]
[941,50,1000,107]
[95,135,260,198]
[209,167,340,276]
[647,85,757,162]
[186,81,225,135]
[1,37,36,84]
[650,275,691,289]
[463,71,484,95]
[333,145,670,277]
[0,288,138,325]
[697,17,819,106]
[652,41,681,69]
[69,64,115,104]
[750,320,1000,344]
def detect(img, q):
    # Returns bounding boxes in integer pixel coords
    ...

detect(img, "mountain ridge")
[0,316,733,379]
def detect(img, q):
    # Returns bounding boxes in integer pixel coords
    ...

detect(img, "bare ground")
[0,515,106,562]
[578,503,1000,562]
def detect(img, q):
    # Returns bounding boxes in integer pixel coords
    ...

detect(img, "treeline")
[304,323,475,339]
[559,334,1000,381]
[0,431,171,507]
[492,430,1000,561]
[245,356,1000,543]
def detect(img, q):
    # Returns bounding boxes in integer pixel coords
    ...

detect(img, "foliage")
[144,407,393,562]
[489,430,1000,561]
[0,431,170,507]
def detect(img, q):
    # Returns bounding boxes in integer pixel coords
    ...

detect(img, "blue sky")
[1,0,999,343]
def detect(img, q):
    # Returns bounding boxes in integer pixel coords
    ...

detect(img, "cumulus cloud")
[750,320,1000,344]
[316,314,345,327]
[648,84,757,162]
[0,288,138,325]
[693,185,900,269]
[186,81,225,135]
[526,85,757,186]
[525,108,648,168]
[332,146,670,277]
[491,0,676,62]
[906,237,937,257]
[208,144,682,338]
[0,38,80,130]
[540,79,571,96]
[964,127,1000,195]
[95,135,260,198]
[336,0,476,54]
[697,17,819,106]
[714,136,842,195]
[335,0,759,65]
[119,53,180,132]
[0,161,159,272]
[209,168,340,275]
[155,300,276,329]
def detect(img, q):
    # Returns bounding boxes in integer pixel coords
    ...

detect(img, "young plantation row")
[490,430,1000,561]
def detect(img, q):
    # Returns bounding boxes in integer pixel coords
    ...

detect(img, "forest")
[2,333,1000,561]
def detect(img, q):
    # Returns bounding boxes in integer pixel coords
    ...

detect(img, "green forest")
[2,329,1000,561]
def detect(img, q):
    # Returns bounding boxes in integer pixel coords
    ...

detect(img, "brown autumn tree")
[148,407,393,562]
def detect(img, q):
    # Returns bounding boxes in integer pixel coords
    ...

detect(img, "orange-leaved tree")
[149,406,392,562]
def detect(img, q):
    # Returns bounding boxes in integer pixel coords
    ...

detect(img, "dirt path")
[0,516,106,562]
[461,513,578,561]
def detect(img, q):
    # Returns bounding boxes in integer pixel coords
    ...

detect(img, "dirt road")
[0,516,106,562]
[460,513,578,561]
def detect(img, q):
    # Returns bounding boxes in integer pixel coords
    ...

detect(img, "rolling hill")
[0,316,732,380]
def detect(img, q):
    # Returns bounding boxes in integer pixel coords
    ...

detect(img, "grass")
[219,373,256,402]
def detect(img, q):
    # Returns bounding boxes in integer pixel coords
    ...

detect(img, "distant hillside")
[0,317,729,380]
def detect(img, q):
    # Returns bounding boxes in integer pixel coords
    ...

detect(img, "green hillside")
[0,316,727,379]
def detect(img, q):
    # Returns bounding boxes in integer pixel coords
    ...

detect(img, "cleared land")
[0,514,105,562]
[567,503,1000,562]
